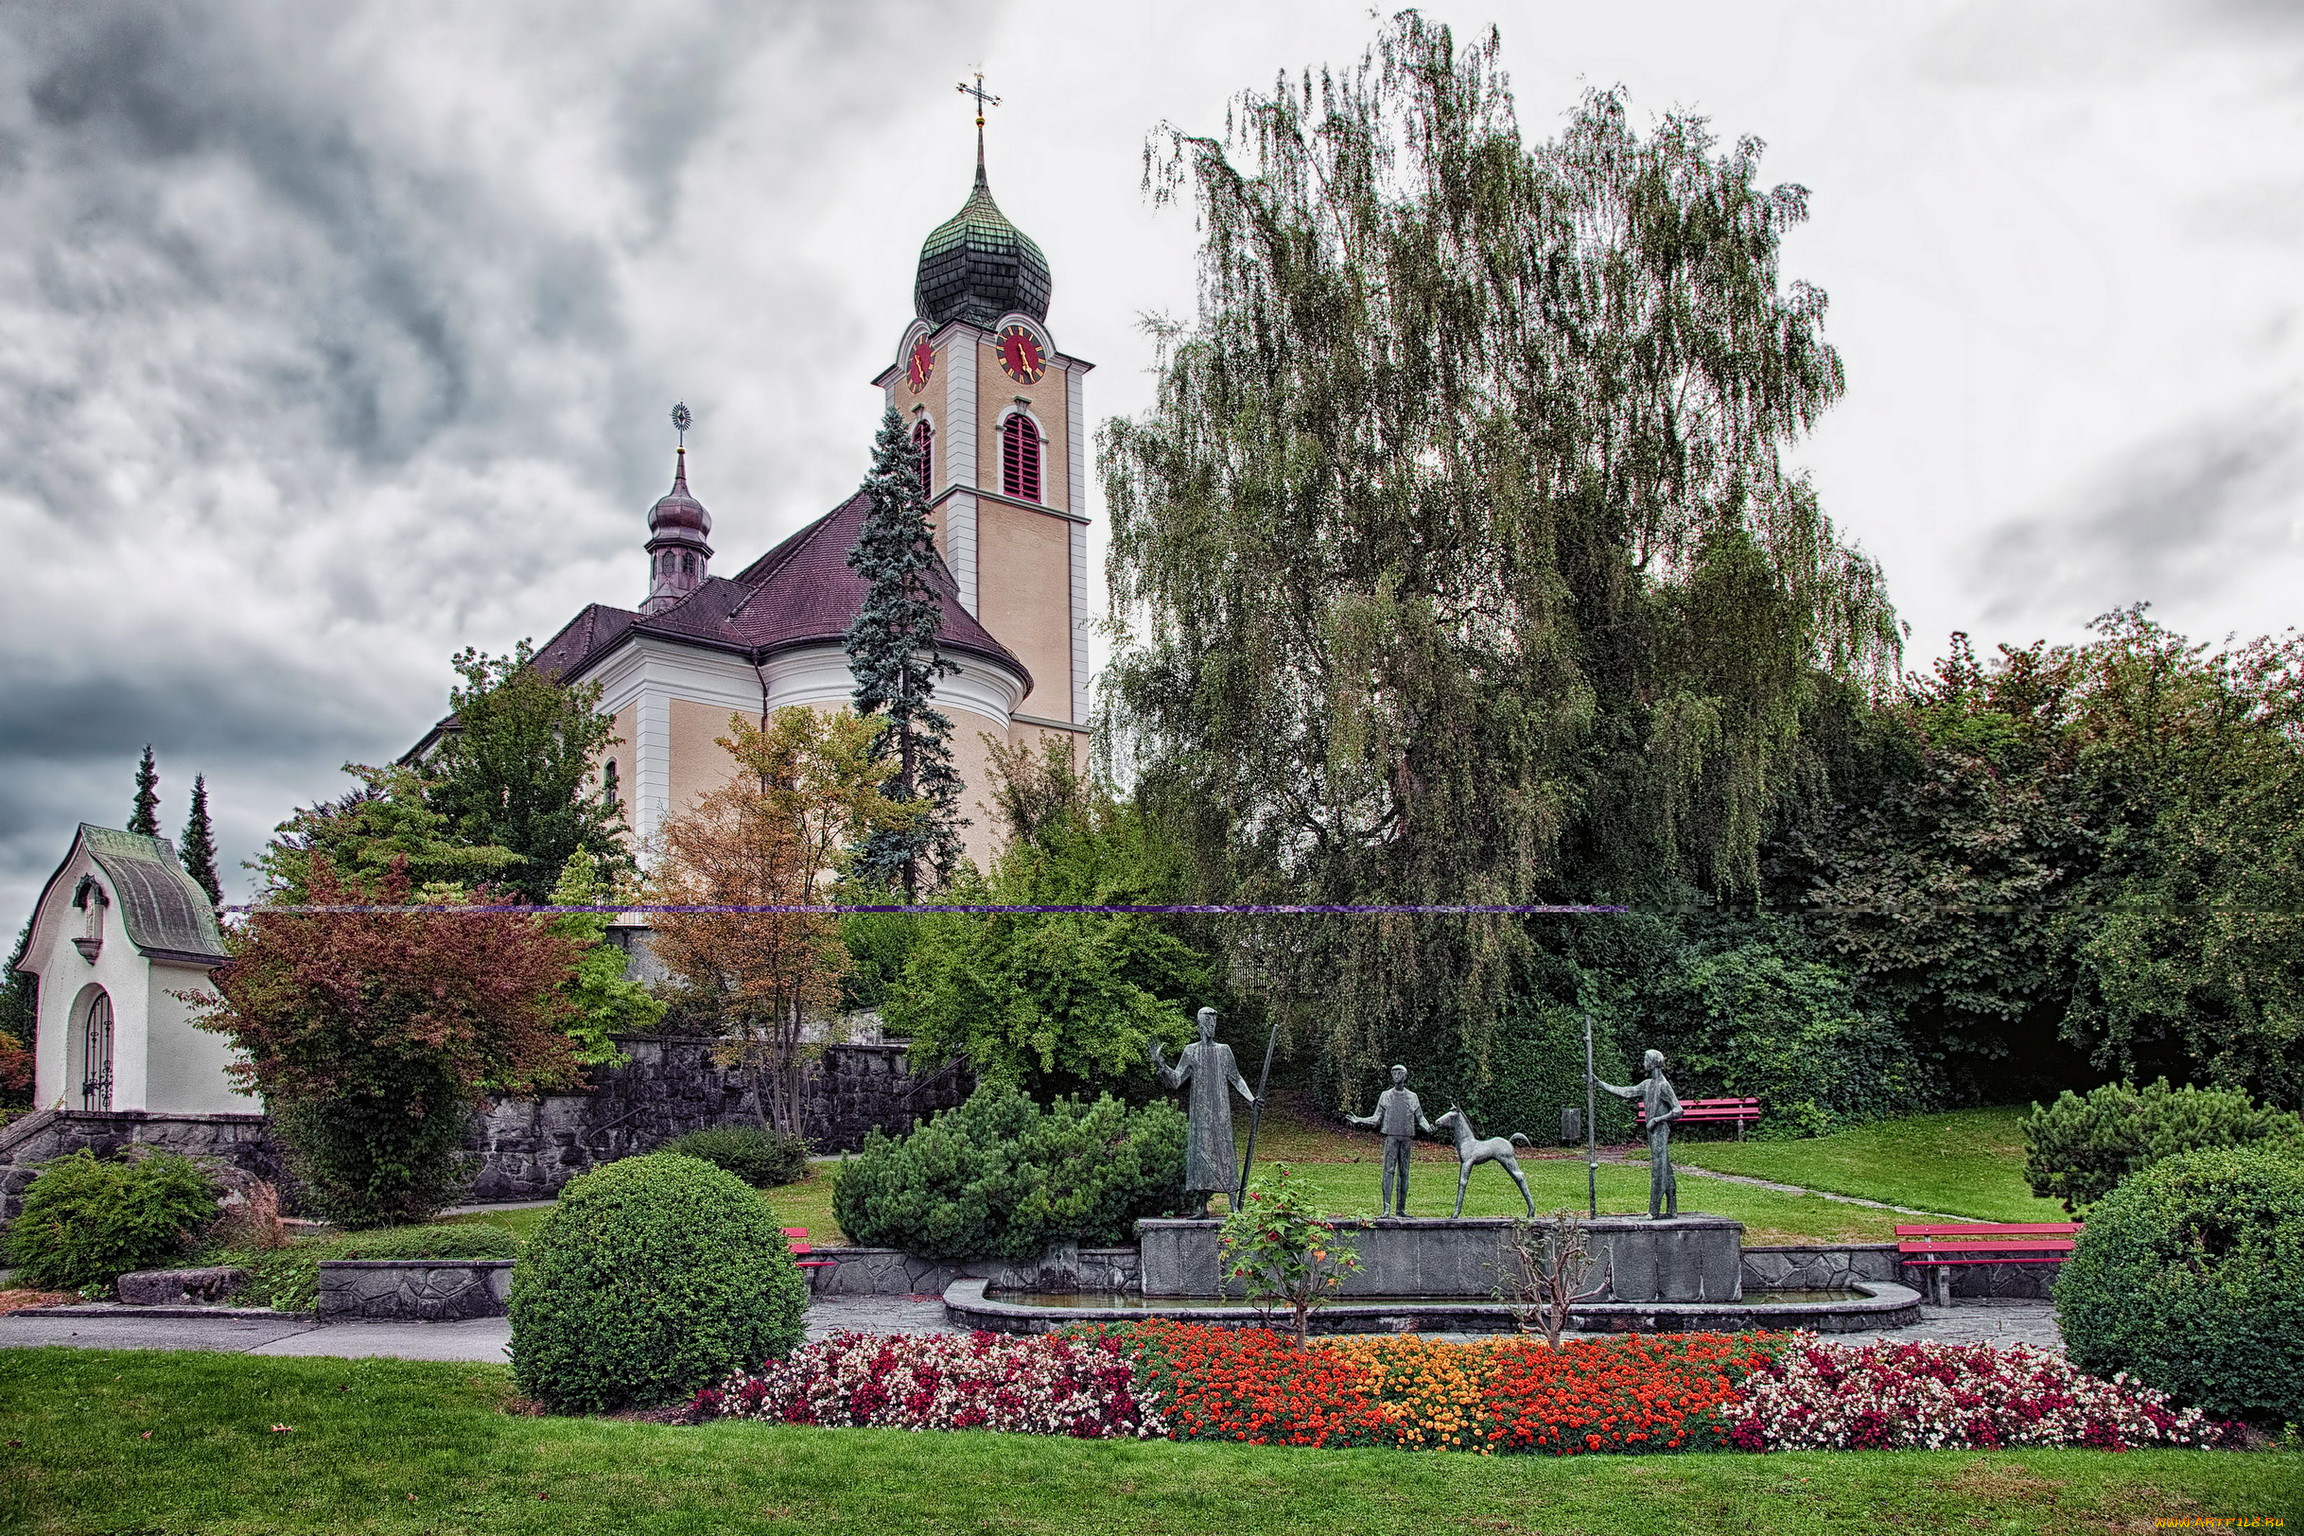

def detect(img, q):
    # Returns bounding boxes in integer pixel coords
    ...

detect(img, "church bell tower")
[873,77,1092,731]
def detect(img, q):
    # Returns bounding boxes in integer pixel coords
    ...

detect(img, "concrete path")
[0,1295,963,1363]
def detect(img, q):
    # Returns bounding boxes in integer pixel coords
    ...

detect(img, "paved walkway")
[0,1294,2059,1361]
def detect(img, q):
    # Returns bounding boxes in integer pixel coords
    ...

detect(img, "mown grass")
[1670,1108,2070,1225]
[0,1349,2291,1536]
[439,1113,1922,1249]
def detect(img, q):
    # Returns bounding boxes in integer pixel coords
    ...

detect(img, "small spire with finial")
[957,71,999,173]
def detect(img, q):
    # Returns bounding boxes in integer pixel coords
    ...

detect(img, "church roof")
[16,825,229,972]
[528,490,1030,690]
[914,156,1051,330]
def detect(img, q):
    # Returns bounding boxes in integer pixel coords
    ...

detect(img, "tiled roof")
[531,491,1029,692]
[915,158,1050,329]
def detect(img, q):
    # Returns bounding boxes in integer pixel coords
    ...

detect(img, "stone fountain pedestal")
[1136,1213,1744,1303]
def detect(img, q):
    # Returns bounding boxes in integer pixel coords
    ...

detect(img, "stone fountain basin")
[943,1276,1921,1336]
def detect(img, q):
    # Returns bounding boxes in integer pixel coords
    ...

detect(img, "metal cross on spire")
[670,401,691,450]
[957,71,999,165]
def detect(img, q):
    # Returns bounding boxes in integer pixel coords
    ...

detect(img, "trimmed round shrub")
[508,1153,807,1413]
[2057,1145,2304,1424]
[5,1149,218,1293]
[658,1125,810,1188]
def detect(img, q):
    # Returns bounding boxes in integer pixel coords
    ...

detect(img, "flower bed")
[1727,1338,2236,1451]
[1091,1321,1782,1454]
[690,1324,2234,1457]
[691,1330,1162,1439]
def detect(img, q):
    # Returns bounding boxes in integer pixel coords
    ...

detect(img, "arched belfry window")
[1001,413,1041,503]
[601,759,620,808]
[912,419,934,496]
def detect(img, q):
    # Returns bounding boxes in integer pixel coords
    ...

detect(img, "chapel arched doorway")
[73,988,114,1111]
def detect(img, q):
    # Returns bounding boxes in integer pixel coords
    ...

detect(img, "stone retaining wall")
[0,1109,290,1225]
[465,1038,969,1202]
[802,1245,1140,1298]
[1743,1242,2061,1300]
[317,1259,514,1321]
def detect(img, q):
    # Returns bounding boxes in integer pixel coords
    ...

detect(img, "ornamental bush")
[2022,1078,2304,1213]
[2056,1145,2304,1425]
[832,1084,1185,1262]
[5,1149,217,1293]
[509,1154,808,1413]
[657,1125,810,1188]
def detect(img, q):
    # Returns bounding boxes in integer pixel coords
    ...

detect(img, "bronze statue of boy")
[1345,1064,1435,1217]
[1592,1049,1684,1219]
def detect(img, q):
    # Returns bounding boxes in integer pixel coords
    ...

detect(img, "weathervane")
[957,71,999,162]
[671,401,691,450]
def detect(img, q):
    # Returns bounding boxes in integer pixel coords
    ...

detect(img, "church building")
[419,135,1094,870]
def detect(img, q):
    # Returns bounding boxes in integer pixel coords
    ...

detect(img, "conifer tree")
[844,406,966,899]
[180,774,223,907]
[128,746,161,837]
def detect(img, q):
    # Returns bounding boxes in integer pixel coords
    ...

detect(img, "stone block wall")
[464,1037,969,1203]
[318,1259,514,1321]
[1742,1242,2061,1300]
[0,1109,290,1224]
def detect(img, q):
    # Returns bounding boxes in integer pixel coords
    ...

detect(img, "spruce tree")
[128,745,161,837]
[844,405,965,899]
[181,773,224,906]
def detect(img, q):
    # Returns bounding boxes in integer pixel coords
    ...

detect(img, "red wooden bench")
[1896,1222,2081,1306]
[1637,1096,1762,1139]
[783,1227,836,1275]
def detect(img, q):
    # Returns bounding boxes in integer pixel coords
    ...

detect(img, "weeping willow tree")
[1099,17,1901,1097]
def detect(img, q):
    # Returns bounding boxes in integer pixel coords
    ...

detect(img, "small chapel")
[408,126,1094,870]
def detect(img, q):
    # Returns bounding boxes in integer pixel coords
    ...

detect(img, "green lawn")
[0,1350,2290,1535]
[1670,1108,2071,1225]
[1262,1156,1913,1244]
[438,1155,1904,1250]
[437,1172,843,1247]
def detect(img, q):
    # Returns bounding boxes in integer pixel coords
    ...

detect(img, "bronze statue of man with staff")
[1151,1007,1261,1218]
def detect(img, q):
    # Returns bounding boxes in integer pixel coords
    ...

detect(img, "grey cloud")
[0,0,1001,917]
[1972,399,2302,626]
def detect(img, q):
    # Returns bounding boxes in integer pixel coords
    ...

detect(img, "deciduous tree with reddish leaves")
[194,859,584,1226]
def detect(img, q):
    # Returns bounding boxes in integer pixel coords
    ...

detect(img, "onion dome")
[642,446,713,615]
[914,150,1050,329]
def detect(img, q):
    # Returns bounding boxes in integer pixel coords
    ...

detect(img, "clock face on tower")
[905,338,936,393]
[996,324,1047,385]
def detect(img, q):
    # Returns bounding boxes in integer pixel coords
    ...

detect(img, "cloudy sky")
[2,0,2299,919]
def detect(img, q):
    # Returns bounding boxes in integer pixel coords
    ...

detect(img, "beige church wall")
[974,340,1071,508]
[975,501,1074,719]
[948,708,1012,872]
[665,696,748,821]
[141,963,258,1115]
[602,703,636,850]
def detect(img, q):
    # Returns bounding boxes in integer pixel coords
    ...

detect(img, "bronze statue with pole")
[1151,1007,1261,1219]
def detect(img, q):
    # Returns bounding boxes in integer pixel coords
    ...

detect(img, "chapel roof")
[15,825,229,972]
